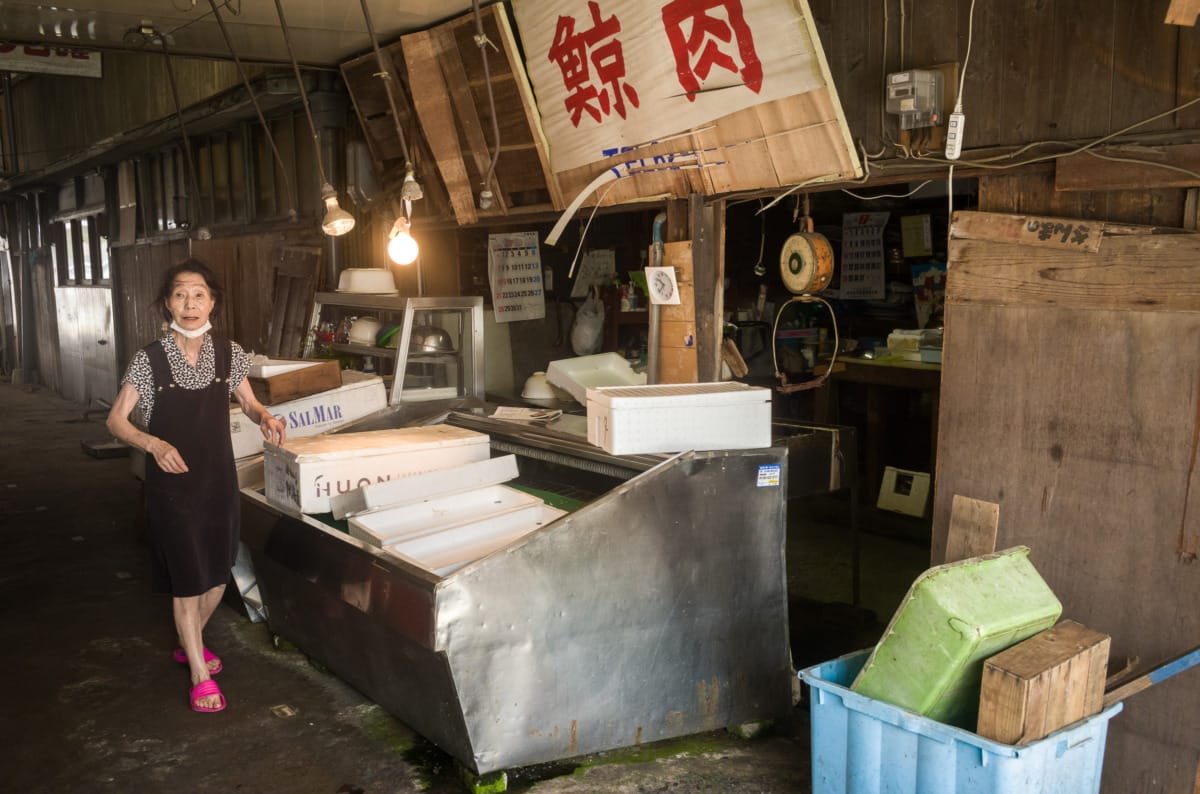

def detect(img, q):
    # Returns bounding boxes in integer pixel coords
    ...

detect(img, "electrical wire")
[564,178,621,281]
[952,0,978,115]
[272,0,331,190]
[359,0,411,167]
[1083,148,1200,182]
[207,0,295,217]
[472,0,502,202]
[842,180,932,200]
[752,199,766,276]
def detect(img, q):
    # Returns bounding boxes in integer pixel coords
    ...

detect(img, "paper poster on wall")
[570,248,616,298]
[837,212,889,300]
[488,231,545,323]
[510,0,824,173]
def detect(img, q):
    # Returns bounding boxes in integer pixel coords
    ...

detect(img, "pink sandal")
[189,679,226,713]
[172,646,222,675]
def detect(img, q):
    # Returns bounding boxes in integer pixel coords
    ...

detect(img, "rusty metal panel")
[54,285,118,404]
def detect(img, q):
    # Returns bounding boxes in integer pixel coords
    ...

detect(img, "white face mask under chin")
[170,321,212,339]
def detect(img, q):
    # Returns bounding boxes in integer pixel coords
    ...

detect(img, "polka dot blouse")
[121,334,251,425]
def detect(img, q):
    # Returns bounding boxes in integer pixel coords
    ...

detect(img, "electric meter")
[885,70,944,130]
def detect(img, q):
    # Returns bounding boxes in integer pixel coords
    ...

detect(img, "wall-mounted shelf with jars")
[304,293,484,405]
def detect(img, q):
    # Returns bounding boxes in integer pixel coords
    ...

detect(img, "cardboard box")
[230,371,386,460]
[264,424,491,514]
[130,371,386,479]
[978,620,1111,745]
[249,358,342,405]
[586,382,771,455]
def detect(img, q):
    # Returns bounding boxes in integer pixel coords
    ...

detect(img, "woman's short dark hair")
[156,258,223,322]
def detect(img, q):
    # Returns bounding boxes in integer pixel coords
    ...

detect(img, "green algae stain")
[571,732,728,774]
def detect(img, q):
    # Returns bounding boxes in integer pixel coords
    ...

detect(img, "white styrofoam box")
[385,503,565,577]
[349,483,544,546]
[230,371,386,460]
[264,424,490,514]
[332,454,519,520]
[586,382,772,455]
[547,352,646,404]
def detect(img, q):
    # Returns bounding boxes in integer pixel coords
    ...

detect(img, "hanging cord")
[472,0,502,206]
[359,0,412,167]
[207,0,295,218]
[273,0,331,190]
[772,295,840,393]
[156,33,205,230]
[752,199,767,276]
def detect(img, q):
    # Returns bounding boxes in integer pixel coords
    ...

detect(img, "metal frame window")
[128,113,312,241]
[53,175,110,286]
[56,215,110,286]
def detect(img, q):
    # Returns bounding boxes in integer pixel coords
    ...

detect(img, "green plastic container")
[851,546,1062,729]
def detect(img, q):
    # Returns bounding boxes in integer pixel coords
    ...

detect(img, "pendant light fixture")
[472,0,501,211]
[272,0,354,236]
[358,0,422,264]
[387,163,421,265]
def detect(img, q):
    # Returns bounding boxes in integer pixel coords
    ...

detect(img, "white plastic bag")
[570,289,605,355]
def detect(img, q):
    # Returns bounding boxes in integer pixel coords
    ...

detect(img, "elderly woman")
[107,258,286,713]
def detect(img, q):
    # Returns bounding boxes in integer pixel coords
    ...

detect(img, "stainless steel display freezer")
[239,403,850,775]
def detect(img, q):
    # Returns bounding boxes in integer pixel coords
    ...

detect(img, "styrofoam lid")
[547,353,646,403]
[268,424,488,462]
[331,454,520,519]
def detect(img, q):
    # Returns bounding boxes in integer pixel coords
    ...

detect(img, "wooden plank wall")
[30,252,60,395]
[979,170,1184,228]
[10,52,263,173]
[936,211,1200,793]
[806,0,1200,163]
[110,240,190,370]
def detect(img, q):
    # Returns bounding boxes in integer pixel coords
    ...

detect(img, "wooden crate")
[248,359,342,406]
[977,619,1111,745]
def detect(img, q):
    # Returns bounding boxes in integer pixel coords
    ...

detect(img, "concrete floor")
[0,380,927,793]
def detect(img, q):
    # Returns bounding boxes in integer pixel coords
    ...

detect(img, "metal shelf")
[306,294,484,406]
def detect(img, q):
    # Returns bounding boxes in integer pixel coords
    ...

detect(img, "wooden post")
[690,194,724,383]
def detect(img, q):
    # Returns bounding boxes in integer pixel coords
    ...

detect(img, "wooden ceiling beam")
[1165,0,1200,26]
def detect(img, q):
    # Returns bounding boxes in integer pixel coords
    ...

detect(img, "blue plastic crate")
[799,650,1123,794]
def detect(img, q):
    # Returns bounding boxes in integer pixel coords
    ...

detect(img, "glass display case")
[304,294,484,404]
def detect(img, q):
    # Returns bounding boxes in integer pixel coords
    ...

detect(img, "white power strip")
[945,111,965,160]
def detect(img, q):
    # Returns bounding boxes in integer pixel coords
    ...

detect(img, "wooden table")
[813,356,942,504]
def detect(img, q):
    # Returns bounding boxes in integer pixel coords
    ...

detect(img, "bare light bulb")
[387,216,419,265]
[320,185,355,236]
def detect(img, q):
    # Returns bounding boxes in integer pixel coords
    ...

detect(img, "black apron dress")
[143,336,240,597]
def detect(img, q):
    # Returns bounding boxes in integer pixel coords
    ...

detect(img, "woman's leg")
[175,583,226,673]
[174,593,221,709]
